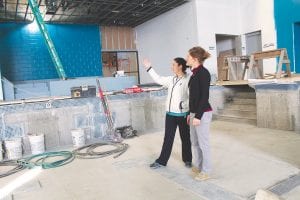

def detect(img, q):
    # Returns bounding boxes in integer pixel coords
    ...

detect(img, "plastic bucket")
[5,138,22,160]
[71,129,85,147]
[0,141,3,161]
[28,134,45,155]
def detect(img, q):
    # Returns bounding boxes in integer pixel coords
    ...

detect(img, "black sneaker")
[185,162,192,168]
[149,162,164,169]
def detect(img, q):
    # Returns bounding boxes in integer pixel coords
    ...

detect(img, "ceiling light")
[113,20,124,25]
[132,13,140,17]
[27,21,39,33]
[154,1,161,5]
[111,10,120,13]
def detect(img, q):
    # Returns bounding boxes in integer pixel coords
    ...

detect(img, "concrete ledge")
[254,83,300,91]
[255,83,300,131]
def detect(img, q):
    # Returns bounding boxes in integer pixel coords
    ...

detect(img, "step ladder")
[28,0,67,80]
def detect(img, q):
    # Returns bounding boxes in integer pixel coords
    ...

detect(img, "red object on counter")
[123,87,143,94]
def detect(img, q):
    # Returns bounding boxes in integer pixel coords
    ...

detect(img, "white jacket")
[148,67,190,114]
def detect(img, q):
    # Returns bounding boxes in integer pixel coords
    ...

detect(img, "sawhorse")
[222,56,250,81]
[247,48,291,79]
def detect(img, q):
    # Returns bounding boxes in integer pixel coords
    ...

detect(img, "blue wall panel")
[294,23,300,72]
[0,23,102,81]
[274,0,300,73]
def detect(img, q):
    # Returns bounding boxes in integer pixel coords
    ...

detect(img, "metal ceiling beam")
[49,0,63,22]
[99,0,148,25]
[77,0,96,22]
[63,0,86,22]
[4,0,6,18]
[24,2,29,21]
[14,0,19,20]
[126,0,186,26]
[96,0,130,24]
[2,0,188,27]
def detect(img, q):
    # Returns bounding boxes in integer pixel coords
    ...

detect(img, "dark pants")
[156,114,192,166]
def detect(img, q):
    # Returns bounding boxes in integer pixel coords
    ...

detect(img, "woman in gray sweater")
[186,46,212,181]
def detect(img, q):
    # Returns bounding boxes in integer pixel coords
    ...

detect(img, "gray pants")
[190,111,212,173]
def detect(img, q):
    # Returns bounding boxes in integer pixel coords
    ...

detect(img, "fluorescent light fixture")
[27,21,39,33]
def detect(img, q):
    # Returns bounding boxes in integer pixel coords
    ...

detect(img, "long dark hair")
[174,57,187,73]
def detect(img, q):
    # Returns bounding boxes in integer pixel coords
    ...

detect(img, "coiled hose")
[0,160,25,178]
[0,142,129,178]
[19,151,75,169]
[73,142,129,159]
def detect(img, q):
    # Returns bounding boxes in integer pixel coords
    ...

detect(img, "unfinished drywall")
[240,0,277,74]
[135,0,198,84]
[137,0,278,82]
[194,0,241,77]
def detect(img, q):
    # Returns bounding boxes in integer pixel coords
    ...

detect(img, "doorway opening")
[216,34,241,80]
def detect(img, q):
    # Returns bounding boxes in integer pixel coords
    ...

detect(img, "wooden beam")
[253,50,282,60]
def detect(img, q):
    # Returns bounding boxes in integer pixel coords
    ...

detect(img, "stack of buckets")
[71,128,86,147]
[28,133,45,155]
[1,134,45,161]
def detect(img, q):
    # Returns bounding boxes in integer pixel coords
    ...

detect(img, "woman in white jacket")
[143,58,192,169]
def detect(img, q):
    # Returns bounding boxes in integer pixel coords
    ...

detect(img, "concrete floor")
[1,120,300,200]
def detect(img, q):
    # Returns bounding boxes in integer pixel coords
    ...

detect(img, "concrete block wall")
[255,83,300,131]
[0,90,167,156]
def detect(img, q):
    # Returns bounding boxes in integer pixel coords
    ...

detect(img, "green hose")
[1,141,129,179]
[20,151,75,169]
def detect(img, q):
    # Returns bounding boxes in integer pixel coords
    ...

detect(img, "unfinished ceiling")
[0,0,188,27]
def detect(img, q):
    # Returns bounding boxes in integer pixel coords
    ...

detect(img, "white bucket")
[5,138,22,160]
[28,134,45,155]
[0,141,3,161]
[71,129,85,147]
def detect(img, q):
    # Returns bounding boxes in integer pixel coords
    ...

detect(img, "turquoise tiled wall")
[0,23,102,81]
[274,0,300,73]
